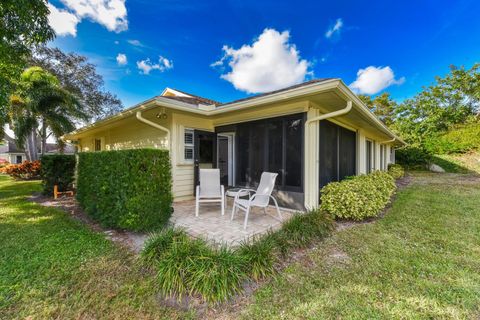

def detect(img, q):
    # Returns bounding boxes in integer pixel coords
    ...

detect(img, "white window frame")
[184,128,194,162]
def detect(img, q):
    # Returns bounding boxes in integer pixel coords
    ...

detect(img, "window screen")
[184,129,194,161]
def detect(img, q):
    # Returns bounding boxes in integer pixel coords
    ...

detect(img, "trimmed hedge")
[320,171,396,221]
[388,163,405,180]
[77,149,172,231]
[40,154,76,195]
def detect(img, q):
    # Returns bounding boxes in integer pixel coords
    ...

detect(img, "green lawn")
[236,172,480,319]
[1,172,480,319]
[0,175,188,319]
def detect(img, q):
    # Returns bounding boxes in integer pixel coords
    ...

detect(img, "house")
[63,79,405,210]
[0,134,75,163]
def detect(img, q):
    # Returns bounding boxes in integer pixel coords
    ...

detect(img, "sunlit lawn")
[238,172,480,319]
[0,175,189,319]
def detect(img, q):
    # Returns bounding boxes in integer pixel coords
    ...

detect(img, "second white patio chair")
[195,169,225,217]
[231,172,282,229]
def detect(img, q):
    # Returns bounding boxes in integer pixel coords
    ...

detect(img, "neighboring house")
[64,79,405,210]
[0,134,75,163]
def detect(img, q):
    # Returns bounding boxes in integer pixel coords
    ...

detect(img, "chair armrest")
[234,188,256,201]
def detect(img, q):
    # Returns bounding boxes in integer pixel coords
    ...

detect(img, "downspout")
[381,137,395,144]
[304,100,353,210]
[136,111,171,151]
[305,101,353,126]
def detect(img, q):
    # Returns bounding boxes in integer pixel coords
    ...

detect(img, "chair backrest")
[199,169,221,197]
[252,172,278,206]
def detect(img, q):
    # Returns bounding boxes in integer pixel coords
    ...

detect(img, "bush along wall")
[388,163,405,180]
[76,149,172,231]
[320,171,396,221]
[40,154,76,195]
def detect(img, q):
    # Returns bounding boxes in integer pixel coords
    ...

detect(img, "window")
[94,139,102,151]
[366,140,373,173]
[184,129,194,161]
[16,155,22,164]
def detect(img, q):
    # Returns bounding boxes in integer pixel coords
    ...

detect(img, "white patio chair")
[231,172,282,229]
[195,169,225,217]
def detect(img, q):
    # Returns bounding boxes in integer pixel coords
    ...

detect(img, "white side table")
[225,188,251,209]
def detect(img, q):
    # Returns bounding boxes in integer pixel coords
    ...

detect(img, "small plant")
[395,146,432,169]
[388,163,405,179]
[320,171,396,221]
[237,235,276,280]
[2,160,41,180]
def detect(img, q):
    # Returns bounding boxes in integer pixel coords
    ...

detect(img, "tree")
[358,92,398,126]
[394,63,480,145]
[29,46,123,121]
[8,67,87,160]
[0,0,54,136]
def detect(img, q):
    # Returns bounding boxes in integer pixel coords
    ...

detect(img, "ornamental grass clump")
[237,235,276,280]
[388,163,405,180]
[143,228,248,303]
[320,171,396,221]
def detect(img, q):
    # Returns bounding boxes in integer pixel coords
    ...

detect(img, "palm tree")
[8,67,87,160]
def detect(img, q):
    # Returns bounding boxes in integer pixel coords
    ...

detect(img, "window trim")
[184,128,194,162]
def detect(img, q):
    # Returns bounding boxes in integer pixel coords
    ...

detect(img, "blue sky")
[47,0,480,108]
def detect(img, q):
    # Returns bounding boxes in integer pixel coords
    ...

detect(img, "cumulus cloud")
[61,0,128,32]
[212,28,311,93]
[116,53,127,65]
[47,3,79,37]
[136,56,173,75]
[47,0,128,37]
[325,18,343,39]
[350,66,405,95]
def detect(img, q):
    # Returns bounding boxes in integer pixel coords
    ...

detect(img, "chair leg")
[243,206,250,230]
[221,198,225,216]
[195,197,199,217]
[271,197,282,220]
[263,207,267,215]
[231,202,236,220]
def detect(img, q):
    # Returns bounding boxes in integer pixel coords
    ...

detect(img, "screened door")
[319,120,357,188]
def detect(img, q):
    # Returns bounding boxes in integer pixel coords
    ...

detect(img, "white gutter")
[135,111,171,151]
[380,137,396,144]
[305,100,353,126]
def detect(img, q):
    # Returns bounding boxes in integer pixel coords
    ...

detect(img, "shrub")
[388,163,405,179]
[320,171,396,221]
[2,160,41,180]
[40,154,76,196]
[76,149,172,231]
[395,146,432,169]
[237,236,276,280]
[146,228,247,303]
[424,122,480,154]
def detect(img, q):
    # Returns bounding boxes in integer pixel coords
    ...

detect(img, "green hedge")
[395,146,432,169]
[320,171,396,221]
[388,163,405,179]
[424,122,480,154]
[76,149,172,231]
[40,154,76,195]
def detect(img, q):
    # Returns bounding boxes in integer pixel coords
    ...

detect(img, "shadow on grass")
[431,155,478,174]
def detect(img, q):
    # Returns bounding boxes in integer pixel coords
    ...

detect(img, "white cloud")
[60,0,128,32]
[47,3,80,37]
[350,66,405,95]
[136,56,173,75]
[116,53,127,65]
[127,39,143,46]
[325,18,343,39]
[212,28,312,94]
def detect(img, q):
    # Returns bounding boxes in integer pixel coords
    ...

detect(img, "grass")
[234,172,480,319]
[433,151,480,174]
[0,175,189,319]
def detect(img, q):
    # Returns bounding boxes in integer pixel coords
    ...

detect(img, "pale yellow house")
[64,79,405,210]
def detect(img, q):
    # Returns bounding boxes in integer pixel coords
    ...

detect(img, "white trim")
[217,133,235,186]
[161,87,193,98]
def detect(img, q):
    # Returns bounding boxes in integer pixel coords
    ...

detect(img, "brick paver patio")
[170,198,295,246]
